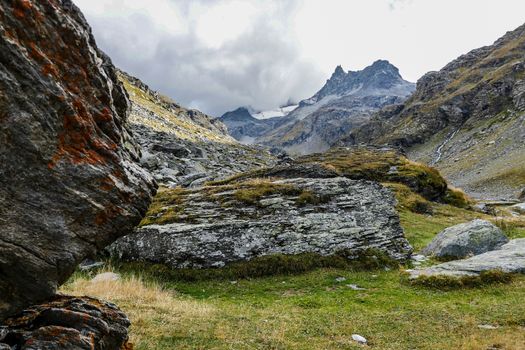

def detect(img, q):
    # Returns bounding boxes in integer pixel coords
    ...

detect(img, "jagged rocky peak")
[312,60,414,102]
[219,106,257,122]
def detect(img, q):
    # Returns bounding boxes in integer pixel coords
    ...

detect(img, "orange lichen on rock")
[12,0,32,19]
[95,205,123,226]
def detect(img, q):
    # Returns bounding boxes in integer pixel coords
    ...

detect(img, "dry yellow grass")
[62,269,215,349]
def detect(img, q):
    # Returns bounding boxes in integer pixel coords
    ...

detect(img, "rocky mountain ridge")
[345,23,525,199]
[249,60,415,155]
[119,72,277,187]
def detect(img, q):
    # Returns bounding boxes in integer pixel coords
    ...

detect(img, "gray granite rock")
[410,239,525,277]
[510,203,525,215]
[110,177,412,268]
[421,220,508,259]
[0,0,156,320]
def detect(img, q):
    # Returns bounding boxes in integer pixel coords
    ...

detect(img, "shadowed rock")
[0,295,131,349]
[0,0,156,320]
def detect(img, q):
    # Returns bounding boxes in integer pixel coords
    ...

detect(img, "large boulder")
[0,0,156,320]
[0,296,131,349]
[110,177,412,268]
[421,220,508,259]
[410,239,525,278]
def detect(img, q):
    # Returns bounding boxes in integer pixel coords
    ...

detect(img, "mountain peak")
[313,60,413,101]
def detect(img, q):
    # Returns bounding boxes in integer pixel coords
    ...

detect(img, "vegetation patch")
[110,249,398,283]
[233,179,302,205]
[139,187,188,226]
[407,270,515,290]
[295,190,331,206]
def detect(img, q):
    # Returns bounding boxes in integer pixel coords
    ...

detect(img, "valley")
[0,1,524,350]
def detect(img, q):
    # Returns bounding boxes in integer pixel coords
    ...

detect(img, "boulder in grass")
[421,219,508,259]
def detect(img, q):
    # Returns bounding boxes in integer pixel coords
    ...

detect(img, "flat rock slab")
[110,177,412,268]
[421,219,508,259]
[410,239,525,278]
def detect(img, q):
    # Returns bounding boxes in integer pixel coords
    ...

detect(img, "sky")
[75,0,525,117]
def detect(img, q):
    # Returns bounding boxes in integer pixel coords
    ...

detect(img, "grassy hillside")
[347,23,525,199]
[119,72,236,144]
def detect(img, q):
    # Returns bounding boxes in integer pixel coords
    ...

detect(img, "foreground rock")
[410,239,525,278]
[0,296,130,349]
[110,177,412,268]
[421,220,508,259]
[0,1,156,320]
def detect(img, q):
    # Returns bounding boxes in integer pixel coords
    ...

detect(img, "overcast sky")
[75,0,525,117]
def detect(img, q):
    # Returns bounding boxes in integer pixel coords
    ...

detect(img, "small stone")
[478,324,499,330]
[230,280,238,285]
[91,272,120,283]
[352,334,367,344]
[509,203,525,215]
[79,260,105,271]
[335,277,347,282]
[346,284,366,291]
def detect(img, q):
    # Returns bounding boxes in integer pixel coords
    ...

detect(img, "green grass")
[63,266,525,350]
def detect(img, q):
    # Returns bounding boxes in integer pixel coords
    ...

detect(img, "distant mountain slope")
[345,23,525,200]
[257,60,415,154]
[218,107,290,144]
[118,72,276,186]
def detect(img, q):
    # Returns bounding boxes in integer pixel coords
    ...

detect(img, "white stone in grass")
[91,272,120,283]
[335,277,346,282]
[352,334,367,344]
[346,284,366,291]
[478,324,499,330]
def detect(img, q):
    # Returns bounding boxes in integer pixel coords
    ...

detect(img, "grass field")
[62,203,525,350]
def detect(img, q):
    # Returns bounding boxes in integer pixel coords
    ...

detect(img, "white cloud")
[74,0,525,117]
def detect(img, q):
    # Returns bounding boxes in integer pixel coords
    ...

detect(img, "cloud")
[75,0,525,117]
[76,0,324,117]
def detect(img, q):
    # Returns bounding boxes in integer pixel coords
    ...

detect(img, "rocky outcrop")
[110,177,412,268]
[347,23,525,200]
[119,73,276,187]
[0,295,131,349]
[0,0,156,320]
[258,60,415,155]
[420,220,508,259]
[410,239,525,278]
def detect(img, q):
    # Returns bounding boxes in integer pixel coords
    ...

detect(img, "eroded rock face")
[421,220,509,259]
[0,0,156,320]
[110,177,412,268]
[0,295,131,350]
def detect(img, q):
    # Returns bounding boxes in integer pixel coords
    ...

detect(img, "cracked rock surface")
[110,177,412,268]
